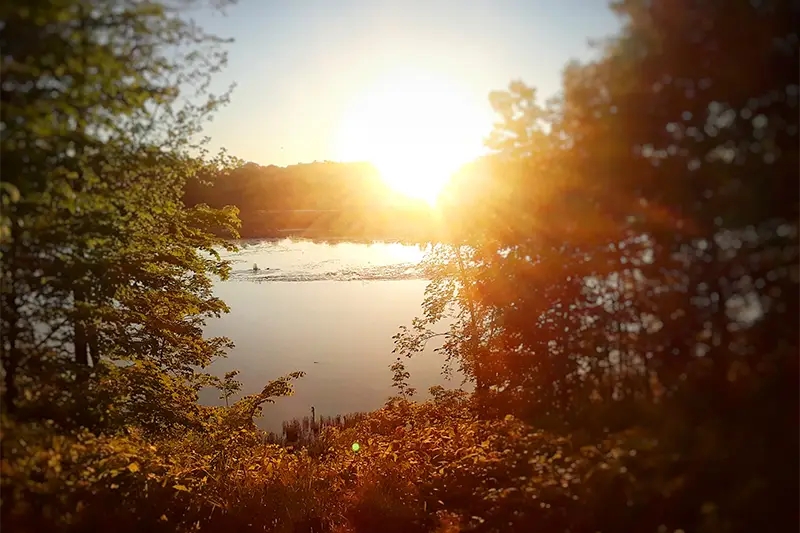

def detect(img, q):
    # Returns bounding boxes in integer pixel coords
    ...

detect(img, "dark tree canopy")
[397,0,798,528]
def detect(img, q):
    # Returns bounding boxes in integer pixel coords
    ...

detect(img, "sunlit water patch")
[221,239,427,282]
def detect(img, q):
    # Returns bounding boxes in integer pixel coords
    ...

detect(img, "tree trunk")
[454,243,486,391]
[73,288,89,366]
[3,360,19,413]
[2,222,21,413]
[88,324,99,366]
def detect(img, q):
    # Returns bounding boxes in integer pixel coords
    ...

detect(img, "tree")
[555,2,798,528]
[401,0,798,529]
[397,81,626,418]
[215,369,242,407]
[0,0,241,433]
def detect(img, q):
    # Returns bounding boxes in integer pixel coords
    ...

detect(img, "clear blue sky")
[194,0,622,167]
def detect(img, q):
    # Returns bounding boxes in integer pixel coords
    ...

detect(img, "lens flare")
[336,69,490,205]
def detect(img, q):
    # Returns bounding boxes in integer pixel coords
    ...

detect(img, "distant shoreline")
[228,233,436,247]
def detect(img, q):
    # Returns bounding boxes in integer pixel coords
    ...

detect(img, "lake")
[199,238,464,433]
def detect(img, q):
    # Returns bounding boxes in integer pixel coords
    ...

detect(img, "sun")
[337,70,489,205]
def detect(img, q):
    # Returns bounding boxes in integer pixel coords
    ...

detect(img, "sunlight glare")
[337,70,489,205]
[379,242,426,264]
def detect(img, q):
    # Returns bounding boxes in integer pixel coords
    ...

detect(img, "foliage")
[6,386,794,533]
[213,370,242,407]
[390,357,416,399]
[0,0,241,431]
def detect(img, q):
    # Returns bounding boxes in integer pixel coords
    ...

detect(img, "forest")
[1,0,798,532]
[183,161,437,241]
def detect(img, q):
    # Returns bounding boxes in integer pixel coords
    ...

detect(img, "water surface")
[200,239,463,433]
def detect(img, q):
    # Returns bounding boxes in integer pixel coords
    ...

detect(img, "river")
[199,238,464,433]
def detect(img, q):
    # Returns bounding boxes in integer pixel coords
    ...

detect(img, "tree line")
[184,161,437,241]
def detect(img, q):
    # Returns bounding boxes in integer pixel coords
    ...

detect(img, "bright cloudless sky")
[193,0,622,167]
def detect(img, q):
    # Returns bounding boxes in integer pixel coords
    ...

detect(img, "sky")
[193,0,622,168]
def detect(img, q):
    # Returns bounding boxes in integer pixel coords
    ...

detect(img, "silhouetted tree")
[399,1,798,529]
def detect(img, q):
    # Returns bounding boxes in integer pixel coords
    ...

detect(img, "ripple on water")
[221,238,428,282]
[231,263,424,282]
